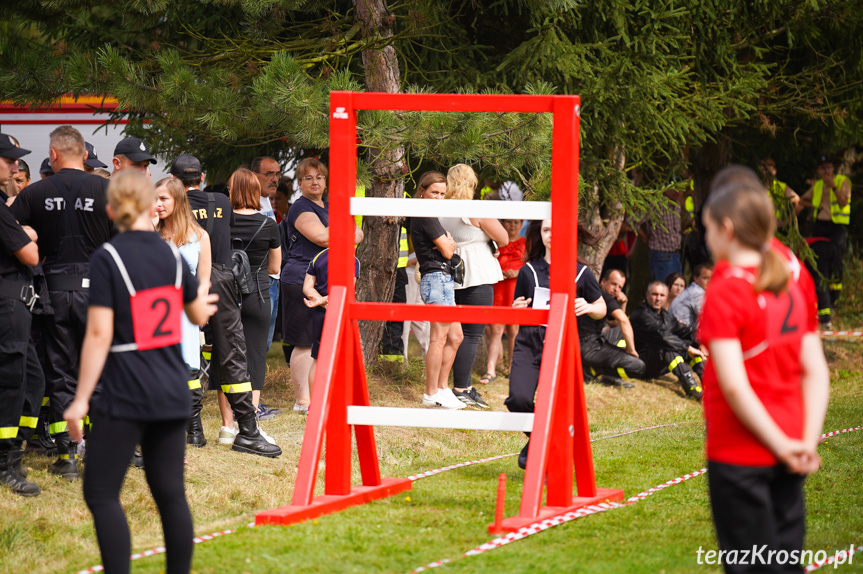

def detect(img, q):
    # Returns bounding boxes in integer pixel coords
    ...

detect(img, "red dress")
[493,237,526,307]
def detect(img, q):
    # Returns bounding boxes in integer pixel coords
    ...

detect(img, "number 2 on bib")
[130,285,183,351]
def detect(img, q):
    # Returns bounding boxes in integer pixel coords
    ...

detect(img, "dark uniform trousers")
[505,326,546,414]
[209,265,256,423]
[640,347,702,383]
[812,220,847,306]
[379,267,408,360]
[580,337,646,381]
[0,273,44,451]
[43,283,89,436]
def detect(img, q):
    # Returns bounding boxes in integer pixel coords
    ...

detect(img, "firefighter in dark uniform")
[630,280,705,401]
[0,134,43,496]
[172,154,281,457]
[10,126,115,481]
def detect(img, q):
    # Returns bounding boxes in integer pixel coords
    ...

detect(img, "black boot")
[187,387,207,448]
[131,447,145,469]
[0,450,40,497]
[517,440,530,470]
[232,417,282,458]
[26,406,57,456]
[10,447,28,479]
[48,433,79,482]
[678,371,703,401]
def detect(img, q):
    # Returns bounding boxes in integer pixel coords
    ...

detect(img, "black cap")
[170,154,202,179]
[816,155,833,166]
[113,136,156,164]
[84,142,108,168]
[0,134,31,160]
[40,158,54,175]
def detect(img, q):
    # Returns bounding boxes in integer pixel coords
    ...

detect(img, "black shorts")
[310,308,326,360]
[280,282,317,347]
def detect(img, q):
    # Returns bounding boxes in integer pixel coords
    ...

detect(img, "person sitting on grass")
[699,166,829,573]
[630,281,705,401]
[302,248,360,395]
[505,218,606,469]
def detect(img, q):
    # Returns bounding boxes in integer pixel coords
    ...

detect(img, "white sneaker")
[218,425,238,445]
[293,403,309,413]
[422,390,466,409]
[257,425,276,445]
[441,387,467,409]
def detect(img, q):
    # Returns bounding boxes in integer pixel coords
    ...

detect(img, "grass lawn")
[2,294,862,573]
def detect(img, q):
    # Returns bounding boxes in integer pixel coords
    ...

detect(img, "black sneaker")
[256,404,276,421]
[453,387,490,409]
[517,441,530,469]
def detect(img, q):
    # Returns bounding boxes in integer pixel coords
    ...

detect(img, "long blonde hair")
[155,177,203,246]
[108,171,156,231]
[445,163,478,200]
[705,166,790,294]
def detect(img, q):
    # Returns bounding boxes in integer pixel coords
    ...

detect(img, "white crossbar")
[346,406,535,432]
[350,197,551,220]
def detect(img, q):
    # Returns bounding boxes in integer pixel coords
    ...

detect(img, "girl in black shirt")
[64,171,217,574]
[505,219,606,469]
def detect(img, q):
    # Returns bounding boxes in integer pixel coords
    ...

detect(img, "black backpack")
[231,218,268,296]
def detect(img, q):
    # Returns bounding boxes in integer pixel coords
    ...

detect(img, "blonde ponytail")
[756,247,791,295]
[108,171,155,231]
[445,163,478,200]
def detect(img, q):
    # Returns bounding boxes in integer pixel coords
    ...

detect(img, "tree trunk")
[354,0,406,366]
[577,149,626,278]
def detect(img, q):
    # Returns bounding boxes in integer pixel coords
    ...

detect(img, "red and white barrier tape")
[408,425,861,573]
[821,331,863,337]
[406,423,680,482]
[805,545,862,572]
[74,425,859,574]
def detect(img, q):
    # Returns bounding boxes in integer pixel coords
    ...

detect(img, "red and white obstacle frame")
[255,91,625,532]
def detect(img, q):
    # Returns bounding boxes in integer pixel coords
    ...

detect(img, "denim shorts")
[420,271,455,306]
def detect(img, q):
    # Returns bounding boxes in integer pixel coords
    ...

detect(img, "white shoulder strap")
[574,265,587,284]
[526,262,540,288]
[103,243,136,296]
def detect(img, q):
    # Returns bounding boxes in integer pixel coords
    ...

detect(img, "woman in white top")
[155,177,212,447]
[439,164,509,409]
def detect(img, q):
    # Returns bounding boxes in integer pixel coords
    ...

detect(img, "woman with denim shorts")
[409,171,465,410]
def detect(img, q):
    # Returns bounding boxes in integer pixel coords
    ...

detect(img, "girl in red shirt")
[698,167,829,573]
[484,219,525,380]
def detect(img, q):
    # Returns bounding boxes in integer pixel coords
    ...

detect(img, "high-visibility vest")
[768,179,791,221]
[812,175,851,225]
[355,184,409,267]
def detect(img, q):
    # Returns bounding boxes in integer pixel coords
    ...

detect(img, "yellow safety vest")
[812,175,851,225]
[767,179,791,222]
[355,184,409,267]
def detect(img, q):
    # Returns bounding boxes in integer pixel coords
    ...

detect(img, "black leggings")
[452,284,494,389]
[83,416,192,574]
[240,278,271,392]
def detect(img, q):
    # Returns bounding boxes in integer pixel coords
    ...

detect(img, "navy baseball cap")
[113,137,156,164]
[84,142,108,168]
[40,158,53,175]
[0,134,30,159]
[816,155,833,166]
[170,154,202,179]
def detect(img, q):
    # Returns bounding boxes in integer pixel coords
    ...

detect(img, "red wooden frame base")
[255,477,413,526]
[490,488,625,533]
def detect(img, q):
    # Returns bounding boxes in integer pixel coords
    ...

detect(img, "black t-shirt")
[230,213,279,271]
[409,217,450,277]
[11,169,113,268]
[88,231,198,421]
[513,260,603,335]
[186,189,234,266]
[578,291,620,340]
[0,202,32,276]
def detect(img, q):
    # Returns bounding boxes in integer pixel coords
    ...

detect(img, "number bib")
[103,241,185,354]
[761,280,807,348]
[129,285,183,351]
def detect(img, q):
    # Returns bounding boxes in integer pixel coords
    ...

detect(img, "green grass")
[4,258,863,573]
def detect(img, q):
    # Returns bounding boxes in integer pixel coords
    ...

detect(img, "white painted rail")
[350,197,551,220]
[346,406,535,432]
